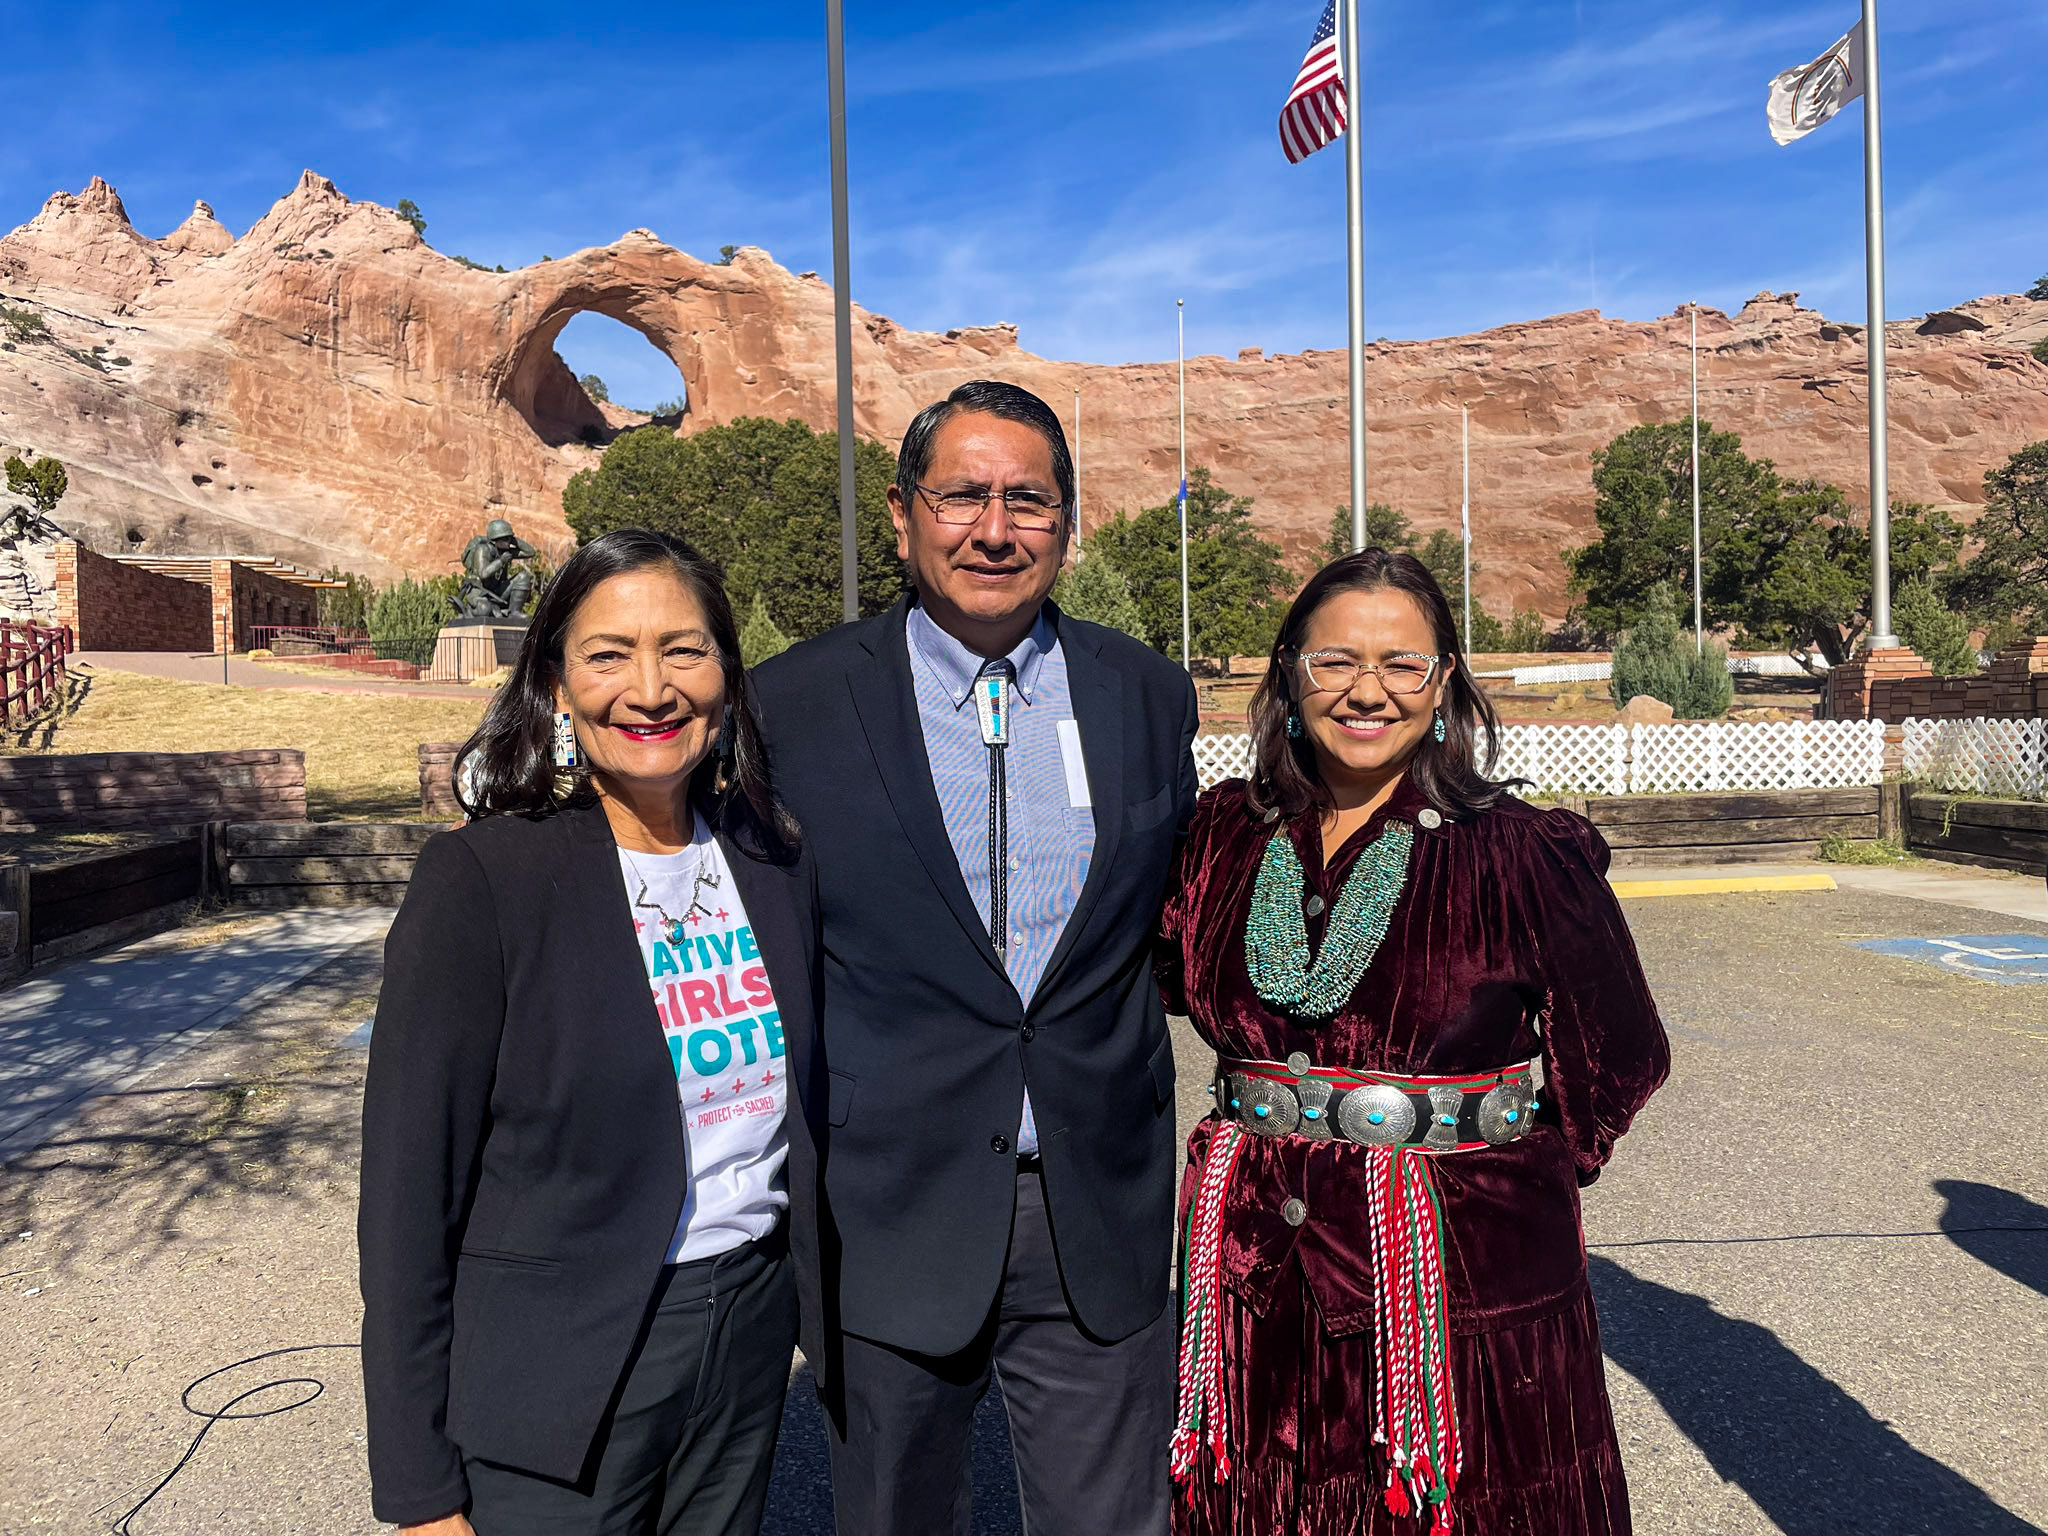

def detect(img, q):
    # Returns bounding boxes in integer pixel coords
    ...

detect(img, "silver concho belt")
[1213,1053,1543,1152]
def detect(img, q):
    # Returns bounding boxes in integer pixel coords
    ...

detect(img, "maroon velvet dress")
[1157,776,1669,1536]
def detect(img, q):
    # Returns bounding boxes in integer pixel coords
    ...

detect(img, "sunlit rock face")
[2,172,2044,608]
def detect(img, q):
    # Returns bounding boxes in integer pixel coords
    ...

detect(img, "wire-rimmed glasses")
[1291,649,1440,696]
[914,482,1066,534]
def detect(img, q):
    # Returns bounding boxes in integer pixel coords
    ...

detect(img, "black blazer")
[753,598,1196,1358]
[357,801,823,1528]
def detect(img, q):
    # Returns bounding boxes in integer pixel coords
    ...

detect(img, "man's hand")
[401,1515,473,1536]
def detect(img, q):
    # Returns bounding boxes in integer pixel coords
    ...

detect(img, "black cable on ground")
[104,1343,360,1535]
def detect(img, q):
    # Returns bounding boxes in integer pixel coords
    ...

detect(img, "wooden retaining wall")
[1,833,208,972]
[1903,792,2048,875]
[223,821,440,908]
[0,750,307,832]
[1575,786,1880,866]
[419,741,461,820]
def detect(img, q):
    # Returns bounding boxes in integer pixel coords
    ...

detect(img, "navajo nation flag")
[1278,0,1347,164]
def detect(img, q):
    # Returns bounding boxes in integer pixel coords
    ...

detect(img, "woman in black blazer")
[359,529,823,1536]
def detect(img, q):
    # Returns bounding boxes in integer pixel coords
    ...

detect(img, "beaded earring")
[552,711,579,769]
[1286,712,1303,740]
[1432,711,1448,743]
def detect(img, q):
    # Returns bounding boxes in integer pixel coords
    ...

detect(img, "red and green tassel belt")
[1172,1055,1542,1531]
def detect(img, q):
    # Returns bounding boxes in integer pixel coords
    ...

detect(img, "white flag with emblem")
[1767,21,1866,144]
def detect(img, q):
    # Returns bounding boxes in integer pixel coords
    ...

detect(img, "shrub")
[1892,577,1978,676]
[2,306,47,340]
[319,569,375,633]
[367,577,448,667]
[2032,338,2048,366]
[739,593,793,668]
[1611,585,1731,718]
[579,373,610,403]
[1502,608,1548,653]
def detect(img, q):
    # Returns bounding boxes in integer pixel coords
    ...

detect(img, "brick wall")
[1868,636,2048,720]
[0,749,307,831]
[51,542,213,651]
[211,560,321,652]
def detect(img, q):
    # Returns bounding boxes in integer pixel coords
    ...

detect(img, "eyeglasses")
[1291,649,1440,696]
[914,482,1066,534]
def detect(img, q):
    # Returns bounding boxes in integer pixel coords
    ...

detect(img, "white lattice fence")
[1492,724,1629,795]
[1902,718,2048,800]
[1627,720,1886,793]
[1193,718,1887,795]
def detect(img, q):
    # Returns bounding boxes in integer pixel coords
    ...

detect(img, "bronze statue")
[455,517,539,622]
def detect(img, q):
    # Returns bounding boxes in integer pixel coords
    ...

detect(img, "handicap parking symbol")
[1855,933,2048,984]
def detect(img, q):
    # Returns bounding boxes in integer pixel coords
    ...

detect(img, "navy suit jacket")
[754,598,1197,1358]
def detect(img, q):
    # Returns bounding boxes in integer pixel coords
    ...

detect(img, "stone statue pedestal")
[429,620,528,682]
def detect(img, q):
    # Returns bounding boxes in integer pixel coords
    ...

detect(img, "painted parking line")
[1612,874,1838,900]
[1854,933,2048,985]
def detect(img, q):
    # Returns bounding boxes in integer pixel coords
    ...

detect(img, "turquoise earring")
[1286,712,1303,740]
[1433,711,1447,743]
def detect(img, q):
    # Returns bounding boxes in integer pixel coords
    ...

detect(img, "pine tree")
[1053,551,1144,640]
[1893,577,1978,676]
[739,593,793,668]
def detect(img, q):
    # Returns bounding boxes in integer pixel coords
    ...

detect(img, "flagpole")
[1073,385,1083,550]
[1691,302,1703,654]
[1860,0,1895,647]
[1342,0,1367,551]
[1460,404,1471,647]
[825,0,858,623]
[1178,298,1191,672]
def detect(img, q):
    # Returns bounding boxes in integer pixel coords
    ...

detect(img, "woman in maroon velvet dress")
[1158,550,1669,1536]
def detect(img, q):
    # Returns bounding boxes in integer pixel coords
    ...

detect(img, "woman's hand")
[401,1516,474,1536]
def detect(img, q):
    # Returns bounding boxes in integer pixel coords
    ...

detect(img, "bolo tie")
[975,659,1015,959]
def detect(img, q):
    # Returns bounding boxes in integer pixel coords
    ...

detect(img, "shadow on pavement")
[764,1364,1022,1536]
[1589,1256,2042,1536]
[1935,1179,2048,1301]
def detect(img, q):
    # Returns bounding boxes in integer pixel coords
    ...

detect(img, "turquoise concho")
[1336,1083,1414,1147]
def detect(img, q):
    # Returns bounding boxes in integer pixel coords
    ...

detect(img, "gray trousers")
[466,1229,796,1536]
[825,1165,1174,1536]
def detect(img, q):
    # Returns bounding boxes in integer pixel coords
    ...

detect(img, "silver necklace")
[625,843,723,945]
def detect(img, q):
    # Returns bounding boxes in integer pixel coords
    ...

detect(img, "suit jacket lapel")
[1035,616,1123,1001]
[845,602,1009,983]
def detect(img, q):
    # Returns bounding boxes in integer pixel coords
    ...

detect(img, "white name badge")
[1056,719,1092,809]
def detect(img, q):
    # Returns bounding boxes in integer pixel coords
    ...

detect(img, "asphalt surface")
[1,871,2043,1533]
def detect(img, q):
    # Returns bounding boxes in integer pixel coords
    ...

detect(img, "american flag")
[1278,0,1347,165]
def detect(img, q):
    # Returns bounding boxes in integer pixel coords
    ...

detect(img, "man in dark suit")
[754,380,1197,1535]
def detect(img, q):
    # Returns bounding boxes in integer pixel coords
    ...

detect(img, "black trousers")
[826,1164,1175,1536]
[466,1228,797,1536]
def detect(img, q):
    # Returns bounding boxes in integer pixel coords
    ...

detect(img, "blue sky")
[6,0,2042,411]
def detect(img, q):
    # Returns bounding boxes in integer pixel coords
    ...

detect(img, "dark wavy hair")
[454,528,796,860]
[1246,548,1525,823]
[895,379,1076,514]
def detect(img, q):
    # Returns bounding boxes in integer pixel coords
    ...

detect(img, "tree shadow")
[1589,1256,2041,1535]
[764,1363,1022,1536]
[0,942,378,1274]
[1934,1180,2048,1301]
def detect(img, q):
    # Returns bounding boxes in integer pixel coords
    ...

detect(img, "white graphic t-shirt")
[619,815,789,1264]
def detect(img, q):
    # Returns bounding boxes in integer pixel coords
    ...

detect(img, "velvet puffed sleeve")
[1515,808,1669,1186]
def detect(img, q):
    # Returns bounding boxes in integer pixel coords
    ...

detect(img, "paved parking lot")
[1,870,2043,1533]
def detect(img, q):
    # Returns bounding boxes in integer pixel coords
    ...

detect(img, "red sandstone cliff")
[3,171,2045,616]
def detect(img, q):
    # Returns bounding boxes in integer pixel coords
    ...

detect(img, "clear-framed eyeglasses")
[914,482,1067,534]
[1291,649,1441,696]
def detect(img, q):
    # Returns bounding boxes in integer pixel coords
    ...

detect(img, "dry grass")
[1,668,486,820]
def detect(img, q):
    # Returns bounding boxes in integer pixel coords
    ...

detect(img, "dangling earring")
[1286,712,1303,740]
[1432,710,1448,743]
[552,711,579,769]
[712,729,734,796]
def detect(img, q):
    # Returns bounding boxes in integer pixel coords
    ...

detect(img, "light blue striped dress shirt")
[907,603,1095,1156]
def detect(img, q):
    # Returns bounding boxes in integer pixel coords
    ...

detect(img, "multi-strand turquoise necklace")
[1244,817,1415,1019]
